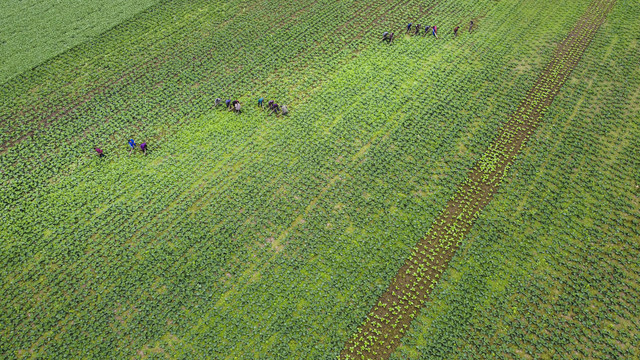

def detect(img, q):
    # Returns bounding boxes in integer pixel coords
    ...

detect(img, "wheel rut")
[339,0,616,359]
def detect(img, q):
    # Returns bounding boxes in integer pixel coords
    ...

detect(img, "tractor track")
[340,0,616,359]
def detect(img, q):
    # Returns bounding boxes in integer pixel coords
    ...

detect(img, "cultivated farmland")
[1,0,638,359]
[0,0,160,84]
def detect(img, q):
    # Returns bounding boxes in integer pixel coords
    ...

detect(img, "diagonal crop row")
[340,0,616,359]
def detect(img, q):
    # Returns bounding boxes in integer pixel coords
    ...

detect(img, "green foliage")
[394,0,640,358]
[1,0,636,359]
[0,0,160,84]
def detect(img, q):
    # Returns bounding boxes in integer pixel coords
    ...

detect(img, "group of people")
[94,138,147,158]
[214,97,289,116]
[215,98,242,113]
[94,96,291,158]
[406,23,442,37]
[92,20,477,159]
[128,138,147,155]
[258,98,288,116]
[382,20,475,44]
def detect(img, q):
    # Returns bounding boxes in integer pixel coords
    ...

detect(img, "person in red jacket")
[454,26,460,37]
[95,148,104,158]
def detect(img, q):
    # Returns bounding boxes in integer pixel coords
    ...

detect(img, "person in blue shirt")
[225,99,231,109]
[406,22,412,33]
[258,97,264,109]
[128,139,136,155]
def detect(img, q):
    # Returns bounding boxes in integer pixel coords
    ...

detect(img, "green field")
[0,0,160,84]
[394,1,640,358]
[1,0,638,359]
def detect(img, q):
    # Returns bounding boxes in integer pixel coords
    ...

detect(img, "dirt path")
[339,0,616,359]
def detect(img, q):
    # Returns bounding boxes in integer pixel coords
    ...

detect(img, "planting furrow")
[340,0,616,359]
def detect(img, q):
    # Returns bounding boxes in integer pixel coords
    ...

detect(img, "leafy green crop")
[394,0,640,358]
[0,0,161,84]
[1,0,636,359]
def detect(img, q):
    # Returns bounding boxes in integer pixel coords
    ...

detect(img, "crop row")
[393,0,639,356]
[340,0,616,359]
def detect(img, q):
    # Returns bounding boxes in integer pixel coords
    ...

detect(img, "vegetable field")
[0,0,160,84]
[1,0,638,359]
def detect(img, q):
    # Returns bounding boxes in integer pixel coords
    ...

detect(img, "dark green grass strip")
[340,0,616,359]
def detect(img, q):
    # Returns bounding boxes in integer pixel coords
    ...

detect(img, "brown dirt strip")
[339,0,616,359]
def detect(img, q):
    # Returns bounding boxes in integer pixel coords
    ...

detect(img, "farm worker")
[140,142,147,155]
[268,99,275,109]
[454,26,460,37]
[406,22,412,33]
[128,139,136,154]
[414,24,421,35]
[382,32,394,44]
[225,99,231,109]
[469,20,474,32]
[258,97,264,108]
[424,25,431,36]
[234,102,242,113]
[269,103,280,116]
[432,25,438,38]
[95,148,104,158]
[281,105,288,115]
[215,98,222,107]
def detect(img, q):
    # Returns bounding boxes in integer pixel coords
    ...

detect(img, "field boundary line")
[340,0,616,359]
